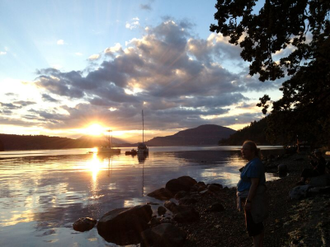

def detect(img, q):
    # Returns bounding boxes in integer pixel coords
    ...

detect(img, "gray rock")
[141,223,186,247]
[158,206,167,216]
[174,191,188,200]
[199,189,215,196]
[147,188,173,200]
[73,217,97,232]
[165,176,197,195]
[97,204,152,245]
[164,201,199,223]
[207,183,223,193]
[159,217,173,224]
[178,196,198,205]
[177,176,197,187]
[164,201,180,214]
[192,181,207,192]
[173,205,199,223]
[149,216,161,227]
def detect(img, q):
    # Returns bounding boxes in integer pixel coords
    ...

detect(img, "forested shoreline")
[0,134,105,151]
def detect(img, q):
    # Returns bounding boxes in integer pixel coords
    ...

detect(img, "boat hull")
[98,148,121,154]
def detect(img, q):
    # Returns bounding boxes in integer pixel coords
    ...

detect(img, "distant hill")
[146,124,236,146]
[0,124,237,151]
[0,134,130,151]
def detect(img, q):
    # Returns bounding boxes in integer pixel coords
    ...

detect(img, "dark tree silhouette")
[210,0,330,81]
[211,0,330,147]
[219,118,271,145]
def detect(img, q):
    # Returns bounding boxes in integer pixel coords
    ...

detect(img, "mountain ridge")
[0,124,236,151]
[145,124,236,146]
[0,134,130,151]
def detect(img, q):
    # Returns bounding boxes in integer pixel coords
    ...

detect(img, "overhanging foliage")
[211,0,330,147]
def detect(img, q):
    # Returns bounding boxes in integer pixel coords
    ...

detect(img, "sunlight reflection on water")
[0,146,283,246]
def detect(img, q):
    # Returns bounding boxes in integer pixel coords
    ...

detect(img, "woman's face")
[241,143,255,161]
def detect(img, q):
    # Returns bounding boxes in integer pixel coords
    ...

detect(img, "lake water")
[0,146,283,247]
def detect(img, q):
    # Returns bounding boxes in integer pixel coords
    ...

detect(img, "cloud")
[13,101,36,107]
[0,101,37,120]
[236,102,257,109]
[57,39,65,45]
[88,54,101,61]
[35,71,86,98]
[0,115,39,127]
[104,43,123,57]
[126,17,140,30]
[42,94,59,103]
[51,64,62,70]
[0,51,6,55]
[0,101,36,110]
[20,19,282,135]
[5,92,17,97]
[215,112,264,126]
[140,4,152,10]
[0,102,21,110]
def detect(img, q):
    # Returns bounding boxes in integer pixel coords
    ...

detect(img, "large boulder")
[177,176,197,187]
[147,188,173,200]
[174,191,188,200]
[157,206,167,216]
[207,183,223,193]
[73,217,97,232]
[178,195,198,205]
[165,176,197,195]
[97,204,152,245]
[164,201,199,223]
[141,223,186,247]
[164,201,180,214]
[192,181,207,192]
[173,205,200,223]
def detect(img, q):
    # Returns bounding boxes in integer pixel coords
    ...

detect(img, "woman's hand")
[245,177,259,211]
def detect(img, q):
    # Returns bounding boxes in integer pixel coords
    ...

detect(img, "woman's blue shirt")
[237,157,265,192]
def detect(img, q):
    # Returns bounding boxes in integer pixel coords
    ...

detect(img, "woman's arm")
[245,177,259,211]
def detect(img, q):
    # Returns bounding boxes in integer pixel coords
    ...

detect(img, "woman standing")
[237,140,268,247]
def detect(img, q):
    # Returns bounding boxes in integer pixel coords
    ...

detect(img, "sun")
[85,123,105,136]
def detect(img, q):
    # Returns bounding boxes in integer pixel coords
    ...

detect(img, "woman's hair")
[243,140,261,158]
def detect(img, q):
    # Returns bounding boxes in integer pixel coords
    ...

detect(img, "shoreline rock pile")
[73,152,330,246]
[73,175,230,246]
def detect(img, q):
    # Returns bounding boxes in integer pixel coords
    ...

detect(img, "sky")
[0,0,285,143]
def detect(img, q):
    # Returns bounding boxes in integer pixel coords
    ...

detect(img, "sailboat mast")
[142,110,144,143]
[107,129,112,148]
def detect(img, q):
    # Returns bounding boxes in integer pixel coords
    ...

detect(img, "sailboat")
[98,129,121,155]
[137,110,149,155]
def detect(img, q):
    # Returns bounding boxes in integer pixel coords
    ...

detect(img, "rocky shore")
[177,152,330,247]
[74,152,330,246]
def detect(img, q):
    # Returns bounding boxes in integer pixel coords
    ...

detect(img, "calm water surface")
[0,146,283,247]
